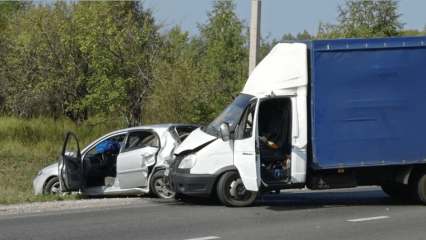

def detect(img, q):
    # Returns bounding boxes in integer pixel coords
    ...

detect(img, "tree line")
[0,0,423,126]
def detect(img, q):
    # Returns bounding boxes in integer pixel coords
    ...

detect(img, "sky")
[145,0,426,41]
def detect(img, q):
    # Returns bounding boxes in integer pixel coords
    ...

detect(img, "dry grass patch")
[0,116,127,205]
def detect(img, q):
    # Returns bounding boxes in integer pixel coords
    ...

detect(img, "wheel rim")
[154,178,176,199]
[50,182,61,194]
[228,178,251,201]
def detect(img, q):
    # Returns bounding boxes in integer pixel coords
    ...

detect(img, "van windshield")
[206,94,253,136]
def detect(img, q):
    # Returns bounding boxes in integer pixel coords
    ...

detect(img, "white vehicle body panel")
[176,43,309,191]
[190,139,233,175]
[158,130,180,164]
[32,163,58,195]
[81,126,170,195]
[290,92,307,184]
[233,99,261,191]
[36,124,200,196]
[242,43,308,96]
[174,128,217,155]
[244,43,308,187]
[117,146,158,189]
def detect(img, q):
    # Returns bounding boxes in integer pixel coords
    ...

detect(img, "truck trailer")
[166,36,426,207]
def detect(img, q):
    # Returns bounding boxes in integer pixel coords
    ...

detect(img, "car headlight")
[37,170,43,176]
[178,154,197,169]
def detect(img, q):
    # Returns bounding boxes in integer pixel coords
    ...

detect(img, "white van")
[166,37,426,207]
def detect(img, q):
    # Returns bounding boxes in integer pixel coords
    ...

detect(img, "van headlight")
[37,170,43,176]
[178,154,197,169]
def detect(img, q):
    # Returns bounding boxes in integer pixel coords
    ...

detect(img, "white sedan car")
[33,124,201,198]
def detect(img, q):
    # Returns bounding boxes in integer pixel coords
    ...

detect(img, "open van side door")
[58,132,83,192]
[234,98,261,191]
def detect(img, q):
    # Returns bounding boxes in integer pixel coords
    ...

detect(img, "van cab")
[166,43,309,207]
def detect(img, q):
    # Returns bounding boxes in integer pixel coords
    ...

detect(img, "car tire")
[381,183,413,199]
[216,171,257,207]
[150,170,176,199]
[413,171,426,204]
[44,177,61,194]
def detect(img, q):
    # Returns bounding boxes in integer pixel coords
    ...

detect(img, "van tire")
[413,171,426,204]
[150,170,176,199]
[216,171,257,207]
[381,184,413,199]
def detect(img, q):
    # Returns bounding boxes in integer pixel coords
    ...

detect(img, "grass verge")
[0,116,127,205]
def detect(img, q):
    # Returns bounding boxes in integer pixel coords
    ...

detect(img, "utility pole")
[249,1,261,76]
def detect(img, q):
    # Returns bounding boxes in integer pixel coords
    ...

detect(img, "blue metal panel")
[314,36,426,51]
[310,36,426,169]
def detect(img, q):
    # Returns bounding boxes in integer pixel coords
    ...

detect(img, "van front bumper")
[167,168,216,198]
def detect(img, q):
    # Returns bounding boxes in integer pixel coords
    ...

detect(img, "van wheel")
[381,183,413,199]
[413,171,426,204]
[150,170,176,199]
[217,171,257,207]
[45,177,60,194]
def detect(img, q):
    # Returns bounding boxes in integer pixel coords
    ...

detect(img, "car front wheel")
[150,170,176,199]
[44,177,60,194]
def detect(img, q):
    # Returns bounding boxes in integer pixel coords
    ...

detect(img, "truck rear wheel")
[216,171,257,207]
[381,183,413,199]
[413,171,426,204]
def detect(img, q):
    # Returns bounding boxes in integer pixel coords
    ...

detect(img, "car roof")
[80,123,202,154]
[108,123,202,135]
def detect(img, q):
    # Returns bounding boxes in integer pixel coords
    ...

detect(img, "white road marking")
[186,236,220,240]
[348,216,389,222]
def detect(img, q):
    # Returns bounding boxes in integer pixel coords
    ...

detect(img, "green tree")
[190,0,249,125]
[317,0,405,39]
[281,33,295,41]
[0,2,88,120]
[144,27,207,124]
[0,1,162,124]
[71,1,162,125]
[399,29,425,37]
[259,34,273,61]
[296,30,313,40]
[281,30,312,41]
[0,1,30,114]
[0,1,29,33]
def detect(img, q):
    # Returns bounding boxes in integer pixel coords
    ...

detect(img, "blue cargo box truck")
[166,36,426,207]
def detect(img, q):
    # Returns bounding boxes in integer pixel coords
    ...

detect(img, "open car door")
[58,132,83,192]
[234,98,261,191]
[117,130,160,189]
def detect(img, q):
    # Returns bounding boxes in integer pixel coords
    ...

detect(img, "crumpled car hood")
[174,128,217,155]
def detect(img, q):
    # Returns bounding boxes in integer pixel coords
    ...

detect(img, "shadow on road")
[256,189,422,211]
[86,188,423,211]
[157,188,423,210]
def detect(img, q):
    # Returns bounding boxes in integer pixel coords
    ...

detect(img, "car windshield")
[206,94,253,136]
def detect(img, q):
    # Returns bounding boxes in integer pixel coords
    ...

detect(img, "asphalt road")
[1,186,425,240]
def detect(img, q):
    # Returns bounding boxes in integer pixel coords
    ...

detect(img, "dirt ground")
[0,195,174,215]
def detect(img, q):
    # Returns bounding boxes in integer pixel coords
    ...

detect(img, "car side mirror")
[220,122,230,142]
